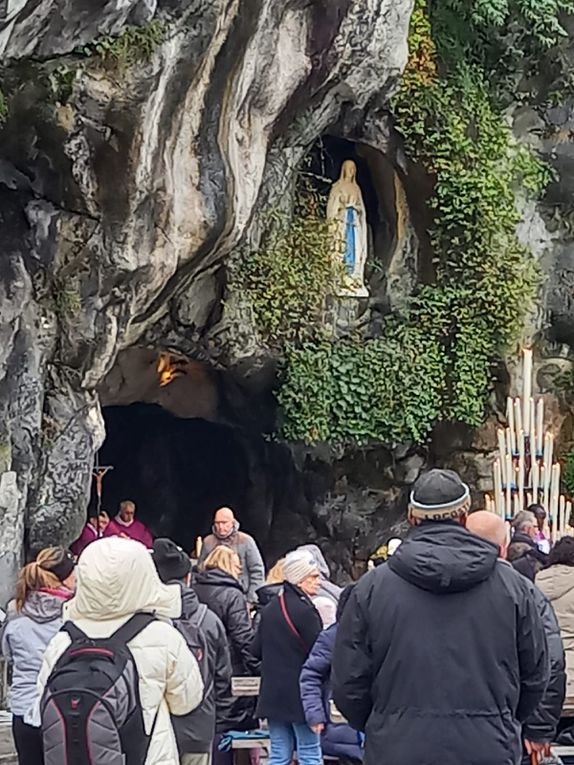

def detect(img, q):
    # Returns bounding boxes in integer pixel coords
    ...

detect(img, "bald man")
[198,507,265,602]
[468,511,565,762]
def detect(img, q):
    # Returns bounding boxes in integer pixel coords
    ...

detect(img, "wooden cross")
[92,457,113,537]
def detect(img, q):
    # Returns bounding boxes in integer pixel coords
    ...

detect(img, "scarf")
[213,519,240,541]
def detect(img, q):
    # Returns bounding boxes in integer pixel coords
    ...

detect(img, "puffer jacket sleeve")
[165,627,204,716]
[522,589,565,742]
[212,615,234,726]
[300,627,334,727]
[331,583,373,732]
[516,578,550,722]
[226,590,260,675]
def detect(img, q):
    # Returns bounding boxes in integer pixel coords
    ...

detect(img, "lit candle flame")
[157,353,186,387]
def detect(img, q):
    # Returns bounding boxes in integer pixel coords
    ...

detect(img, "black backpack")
[174,603,212,697]
[41,613,157,765]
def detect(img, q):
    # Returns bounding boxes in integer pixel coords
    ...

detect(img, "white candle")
[530,397,536,458]
[507,398,516,454]
[518,453,525,510]
[550,464,561,542]
[494,460,503,518]
[543,434,552,513]
[567,501,573,533]
[560,495,567,539]
[543,434,553,486]
[514,398,523,443]
[506,453,513,517]
[513,493,520,518]
[506,428,513,459]
[485,494,492,513]
[527,491,533,507]
[518,429,525,465]
[522,348,533,434]
[536,399,544,456]
[498,429,507,483]
[532,460,539,501]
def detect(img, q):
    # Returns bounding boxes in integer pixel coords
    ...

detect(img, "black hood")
[194,568,244,592]
[388,522,499,594]
[172,582,201,619]
[256,583,282,606]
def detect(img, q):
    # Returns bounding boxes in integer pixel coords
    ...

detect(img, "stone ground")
[0,714,15,765]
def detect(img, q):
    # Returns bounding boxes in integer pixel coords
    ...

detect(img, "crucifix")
[92,455,113,538]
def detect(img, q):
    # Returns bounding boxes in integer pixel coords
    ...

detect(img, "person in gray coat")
[1,547,75,765]
[199,507,265,603]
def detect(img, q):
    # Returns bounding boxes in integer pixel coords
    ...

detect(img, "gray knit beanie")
[283,551,319,585]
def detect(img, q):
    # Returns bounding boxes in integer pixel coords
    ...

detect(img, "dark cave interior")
[96,403,252,554]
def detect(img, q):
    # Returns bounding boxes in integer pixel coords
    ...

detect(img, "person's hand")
[524,739,550,758]
[310,724,324,735]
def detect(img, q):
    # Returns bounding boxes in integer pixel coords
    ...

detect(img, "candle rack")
[484,348,572,541]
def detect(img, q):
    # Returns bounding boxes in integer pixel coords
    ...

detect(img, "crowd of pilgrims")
[2,469,574,765]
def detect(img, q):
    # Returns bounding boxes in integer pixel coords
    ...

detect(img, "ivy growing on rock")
[278,325,446,445]
[80,21,166,68]
[269,0,554,445]
[237,204,344,348]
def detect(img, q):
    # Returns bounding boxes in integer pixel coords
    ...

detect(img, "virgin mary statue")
[326,159,369,297]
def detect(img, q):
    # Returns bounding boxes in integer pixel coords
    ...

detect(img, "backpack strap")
[279,591,307,651]
[61,621,88,642]
[195,604,208,628]
[112,613,156,645]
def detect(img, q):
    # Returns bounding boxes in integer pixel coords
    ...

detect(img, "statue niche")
[326,159,369,298]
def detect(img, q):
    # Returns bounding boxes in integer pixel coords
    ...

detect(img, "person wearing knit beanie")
[152,538,192,583]
[408,468,471,523]
[254,551,323,765]
[283,551,320,588]
[332,467,550,765]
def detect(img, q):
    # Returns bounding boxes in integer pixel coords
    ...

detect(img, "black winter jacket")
[522,577,566,743]
[171,584,233,753]
[252,582,323,723]
[194,568,260,731]
[332,522,550,765]
[253,583,282,630]
[509,533,548,581]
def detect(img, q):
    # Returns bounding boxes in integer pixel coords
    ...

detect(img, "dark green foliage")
[278,325,446,445]
[565,450,574,497]
[81,21,166,68]
[237,209,345,348]
[274,0,552,445]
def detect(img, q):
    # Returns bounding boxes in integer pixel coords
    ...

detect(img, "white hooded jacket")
[38,537,203,764]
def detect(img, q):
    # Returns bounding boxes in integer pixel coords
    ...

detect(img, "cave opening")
[97,403,252,554]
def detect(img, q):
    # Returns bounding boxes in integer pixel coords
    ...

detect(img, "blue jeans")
[268,721,322,765]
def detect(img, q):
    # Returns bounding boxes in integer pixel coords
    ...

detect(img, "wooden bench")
[230,677,340,762]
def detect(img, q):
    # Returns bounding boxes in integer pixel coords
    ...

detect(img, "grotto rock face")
[0,0,413,600]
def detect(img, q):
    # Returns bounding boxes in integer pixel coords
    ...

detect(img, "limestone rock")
[0,0,414,592]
